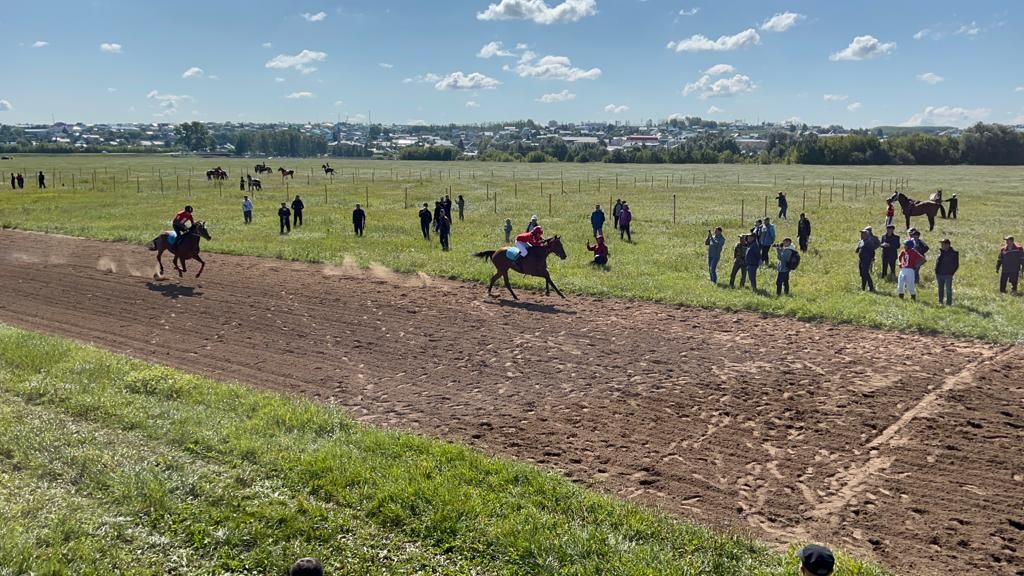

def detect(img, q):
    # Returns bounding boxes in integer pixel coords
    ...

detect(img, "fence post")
[672,194,676,224]
[548,193,552,216]
[486,183,489,199]
[365,186,369,208]
[763,195,768,217]
[842,183,845,201]
[326,184,329,204]
[818,186,821,207]
[72,174,76,190]
[802,190,806,211]
[597,178,601,194]
[493,192,496,213]
[403,186,407,208]
[514,182,517,198]
[741,198,744,223]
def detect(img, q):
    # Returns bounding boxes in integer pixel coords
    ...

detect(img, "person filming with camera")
[774,237,799,296]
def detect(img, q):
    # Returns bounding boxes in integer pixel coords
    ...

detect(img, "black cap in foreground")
[290,557,324,576]
[799,544,835,576]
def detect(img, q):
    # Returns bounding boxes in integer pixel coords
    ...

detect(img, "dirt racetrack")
[1,229,1022,575]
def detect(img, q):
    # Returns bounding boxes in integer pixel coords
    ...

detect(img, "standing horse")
[278,167,295,179]
[473,236,567,300]
[889,191,940,231]
[255,162,273,174]
[246,174,262,191]
[148,221,212,278]
[322,163,335,175]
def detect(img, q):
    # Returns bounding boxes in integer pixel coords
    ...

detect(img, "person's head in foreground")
[290,557,324,576]
[798,544,835,576]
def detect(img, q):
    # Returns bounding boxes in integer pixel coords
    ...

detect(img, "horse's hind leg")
[928,214,935,231]
[487,270,502,297]
[546,274,566,299]
[194,255,205,278]
[502,271,518,300]
[156,249,165,276]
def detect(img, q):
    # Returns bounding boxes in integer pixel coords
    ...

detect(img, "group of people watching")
[8,171,44,189]
[709,217,799,296]
[418,194,463,251]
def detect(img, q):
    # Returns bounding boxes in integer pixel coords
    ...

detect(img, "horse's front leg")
[156,249,165,276]
[546,274,566,299]
[488,270,502,297]
[502,271,518,300]
[194,255,205,278]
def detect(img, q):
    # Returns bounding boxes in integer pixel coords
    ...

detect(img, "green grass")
[2,155,1022,342]
[0,324,888,575]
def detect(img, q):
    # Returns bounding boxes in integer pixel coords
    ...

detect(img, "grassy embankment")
[1,156,1022,342]
[0,325,888,574]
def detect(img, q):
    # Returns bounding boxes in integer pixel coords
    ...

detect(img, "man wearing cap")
[797,213,812,253]
[855,227,879,292]
[997,235,1023,294]
[898,239,925,300]
[879,225,900,280]
[730,234,750,288]
[935,238,959,305]
[775,237,796,296]
[705,226,726,284]
[945,193,958,219]
[798,544,835,576]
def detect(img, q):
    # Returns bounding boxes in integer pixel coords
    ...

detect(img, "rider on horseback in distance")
[514,226,545,259]
[172,206,194,244]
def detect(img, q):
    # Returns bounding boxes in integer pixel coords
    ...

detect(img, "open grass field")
[1,155,1022,342]
[0,324,889,575]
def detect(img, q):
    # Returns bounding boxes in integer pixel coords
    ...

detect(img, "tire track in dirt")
[1,229,1021,576]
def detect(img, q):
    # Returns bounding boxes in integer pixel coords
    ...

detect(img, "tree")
[174,121,213,152]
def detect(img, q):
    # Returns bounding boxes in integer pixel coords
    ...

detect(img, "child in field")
[586,235,609,266]
[884,200,894,228]
[898,239,924,300]
[503,218,513,243]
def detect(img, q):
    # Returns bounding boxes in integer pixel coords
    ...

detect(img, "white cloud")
[678,7,699,16]
[465,100,480,108]
[917,72,944,85]
[704,64,735,76]
[706,105,723,114]
[683,73,756,99]
[32,40,48,48]
[302,11,327,22]
[274,77,285,83]
[604,104,629,114]
[829,35,896,61]
[536,89,576,103]
[99,42,122,53]
[265,50,327,74]
[146,90,192,116]
[783,116,801,125]
[515,42,529,50]
[823,94,848,102]
[668,112,686,121]
[477,41,515,58]
[334,100,344,106]
[760,12,804,32]
[667,28,760,52]
[847,102,862,111]
[1015,86,1024,93]
[262,42,273,48]
[181,67,204,79]
[955,21,980,36]
[477,0,597,24]
[912,28,931,40]
[208,75,219,80]
[107,87,117,93]
[0,99,12,111]
[514,54,601,81]
[285,91,315,99]
[434,72,501,90]
[403,73,443,84]
[901,105,990,127]
[378,62,394,69]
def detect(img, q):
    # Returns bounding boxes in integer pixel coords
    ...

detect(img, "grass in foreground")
[2,157,1022,342]
[0,325,887,575]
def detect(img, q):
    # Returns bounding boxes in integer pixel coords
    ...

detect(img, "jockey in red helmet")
[514,226,544,258]
[172,205,194,238]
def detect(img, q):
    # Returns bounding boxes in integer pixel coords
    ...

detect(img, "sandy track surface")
[1,229,1021,575]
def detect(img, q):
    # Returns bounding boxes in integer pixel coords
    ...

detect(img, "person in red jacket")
[172,205,194,240]
[897,239,925,300]
[586,235,609,265]
[514,226,544,259]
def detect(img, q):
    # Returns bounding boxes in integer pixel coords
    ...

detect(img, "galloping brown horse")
[889,191,940,231]
[474,236,567,300]
[148,221,212,278]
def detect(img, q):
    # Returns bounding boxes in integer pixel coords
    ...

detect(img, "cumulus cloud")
[604,104,629,114]
[847,102,863,111]
[302,11,327,22]
[146,90,192,116]
[99,42,122,53]
[274,77,285,83]
[265,49,327,74]
[403,73,443,84]
[760,12,804,32]
[667,28,760,52]
[955,21,980,36]
[434,72,501,90]
[912,28,932,40]
[0,99,12,111]
[107,87,117,93]
[262,42,273,48]
[536,89,576,103]
[901,105,990,127]
[182,67,204,79]
[379,62,394,69]
[477,0,597,24]
[514,54,601,81]
[917,72,944,84]
[830,35,896,61]
[704,64,735,76]
[683,73,756,99]
[706,105,723,114]
[285,91,315,99]
[678,7,699,16]
[465,100,480,108]
[334,100,344,106]
[823,94,848,102]
[32,40,48,48]
[477,41,515,58]
[1015,86,1024,93]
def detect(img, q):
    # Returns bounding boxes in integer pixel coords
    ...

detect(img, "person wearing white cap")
[526,215,539,233]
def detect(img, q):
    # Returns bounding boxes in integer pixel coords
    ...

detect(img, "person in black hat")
[855,227,879,292]
[798,544,835,576]
[797,213,811,252]
[879,225,900,280]
[418,203,432,239]
[935,238,959,305]
[908,228,929,284]
[945,193,958,219]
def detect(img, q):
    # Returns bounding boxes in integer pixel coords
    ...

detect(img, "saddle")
[167,231,179,246]
[505,247,522,262]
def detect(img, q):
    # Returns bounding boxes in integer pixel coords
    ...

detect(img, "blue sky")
[1,0,1021,127]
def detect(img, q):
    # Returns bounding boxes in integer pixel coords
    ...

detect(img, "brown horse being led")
[148,221,212,278]
[474,236,567,300]
[889,191,940,231]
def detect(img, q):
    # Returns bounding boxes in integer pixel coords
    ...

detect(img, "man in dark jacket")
[418,203,432,239]
[855,228,879,292]
[278,202,291,234]
[612,199,623,230]
[437,213,451,251]
[909,228,929,284]
[745,236,763,292]
[776,192,788,220]
[590,204,606,238]
[797,213,811,252]
[291,195,304,227]
[352,203,366,236]
[945,194,958,219]
[730,234,749,288]
[880,225,900,279]
[997,235,1023,294]
[432,200,443,232]
[935,238,959,305]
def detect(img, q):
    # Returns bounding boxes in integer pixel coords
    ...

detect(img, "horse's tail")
[473,250,496,260]
[147,238,158,251]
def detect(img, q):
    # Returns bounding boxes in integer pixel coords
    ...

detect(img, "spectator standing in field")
[432,200,443,233]
[526,214,539,232]
[775,238,796,296]
[909,228,929,284]
[9,173,14,190]
[776,192,788,220]
[437,213,451,251]
[945,194,958,219]
[590,204,606,238]
[239,176,245,191]
[291,195,304,227]
[898,240,924,300]
[612,199,623,230]
[37,171,45,189]
[729,234,749,288]
[997,235,1023,294]
[278,203,291,234]
[586,235,609,266]
[797,213,811,252]
[880,225,900,279]
[290,557,323,576]
[242,195,253,224]
[935,238,959,305]
[705,227,726,284]
[352,203,366,237]
[16,173,24,189]
[798,544,835,576]
[618,202,632,242]
[750,219,764,243]
[759,217,776,266]
[855,227,879,292]
[503,218,513,243]
[442,195,453,221]
[456,195,465,221]
[745,235,762,292]
[884,199,895,228]
[418,203,432,239]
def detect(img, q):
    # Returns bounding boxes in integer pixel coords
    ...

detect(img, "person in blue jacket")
[590,204,606,238]
[745,236,763,292]
[759,217,776,265]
